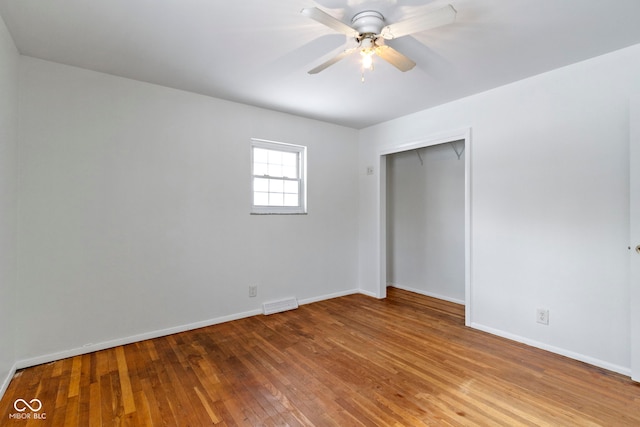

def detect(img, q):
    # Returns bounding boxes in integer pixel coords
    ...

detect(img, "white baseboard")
[388,283,465,305]
[0,362,17,401]
[470,322,631,377]
[15,288,364,371]
[15,308,262,370]
[11,288,627,398]
[389,283,630,377]
[358,288,381,299]
[299,288,360,305]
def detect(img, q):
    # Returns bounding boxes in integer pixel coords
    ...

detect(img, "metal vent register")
[262,298,299,315]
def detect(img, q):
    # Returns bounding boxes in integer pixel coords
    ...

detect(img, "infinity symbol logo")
[13,398,42,412]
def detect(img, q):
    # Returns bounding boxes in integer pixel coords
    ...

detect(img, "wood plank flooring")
[1,288,639,426]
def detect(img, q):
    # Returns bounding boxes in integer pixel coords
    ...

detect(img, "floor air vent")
[263,297,299,315]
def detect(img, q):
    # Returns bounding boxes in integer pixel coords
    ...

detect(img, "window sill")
[250,212,308,216]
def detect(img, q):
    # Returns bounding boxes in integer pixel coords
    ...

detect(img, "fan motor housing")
[351,10,385,34]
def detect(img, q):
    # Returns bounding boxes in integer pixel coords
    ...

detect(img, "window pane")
[254,177,269,192]
[282,165,297,178]
[282,152,297,167]
[269,179,284,193]
[284,194,299,207]
[253,148,269,163]
[253,162,268,176]
[284,180,298,194]
[254,192,268,206]
[269,193,284,206]
[267,150,282,165]
[268,163,283,177]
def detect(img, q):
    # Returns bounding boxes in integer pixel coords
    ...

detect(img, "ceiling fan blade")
[308,47,358,74]
[380,4,456,40]
[301,7,358,38]
[374,45,416,72]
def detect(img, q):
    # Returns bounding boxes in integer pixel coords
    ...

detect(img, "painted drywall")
[16,57,359,363]
[359,44,640,374]
[0,13,18,395]
[386,144,465,303]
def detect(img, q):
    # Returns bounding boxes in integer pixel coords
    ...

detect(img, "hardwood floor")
[2,287,639,426]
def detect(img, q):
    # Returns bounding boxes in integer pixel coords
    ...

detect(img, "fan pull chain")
[361,64,373,83]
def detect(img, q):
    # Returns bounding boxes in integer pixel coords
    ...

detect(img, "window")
[251,139,306,214]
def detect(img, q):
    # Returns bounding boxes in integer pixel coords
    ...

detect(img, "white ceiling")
[2,0,640,129]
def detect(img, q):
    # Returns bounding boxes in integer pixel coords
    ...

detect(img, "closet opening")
[376,129,471,325]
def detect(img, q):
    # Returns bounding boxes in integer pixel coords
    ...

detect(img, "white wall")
[386,144,465,303]
[8,30,639,387]
[16,57,359,364]
[359,44,640,374]
[0,14,18,395]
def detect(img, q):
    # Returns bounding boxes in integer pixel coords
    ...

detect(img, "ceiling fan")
[301,4,457,75]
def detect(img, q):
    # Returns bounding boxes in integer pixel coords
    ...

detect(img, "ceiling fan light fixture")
[302,5,456,76]
[351,10,385,34]
[359,38,375,82]
[361,49,374,70]
[360,36,376,71]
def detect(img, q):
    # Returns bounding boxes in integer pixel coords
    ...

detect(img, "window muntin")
[251,139,306,214]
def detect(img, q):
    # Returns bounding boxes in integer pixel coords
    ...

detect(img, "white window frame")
[250,139,307,215]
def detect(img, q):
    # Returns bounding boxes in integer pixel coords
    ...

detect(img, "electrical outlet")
[249,285,258,298]
[536,308,549,325]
